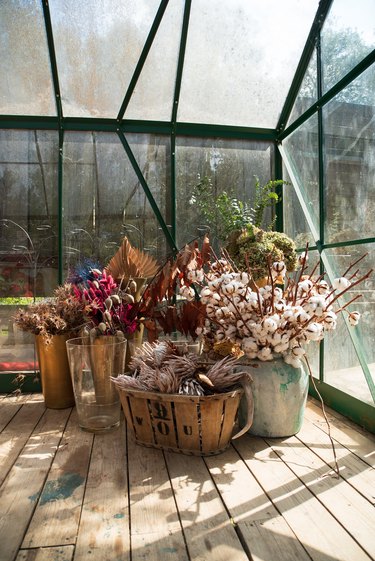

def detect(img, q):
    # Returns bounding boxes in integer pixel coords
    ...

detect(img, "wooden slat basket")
[117,387,245,456]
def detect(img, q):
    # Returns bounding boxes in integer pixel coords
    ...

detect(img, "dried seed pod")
[129,280,137,293]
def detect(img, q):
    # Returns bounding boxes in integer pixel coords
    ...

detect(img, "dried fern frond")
[106,236,159,280]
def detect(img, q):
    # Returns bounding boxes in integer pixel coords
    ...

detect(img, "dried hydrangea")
[13,283,87,343]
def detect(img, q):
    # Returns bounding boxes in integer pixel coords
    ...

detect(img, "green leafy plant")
[190,175,288,243]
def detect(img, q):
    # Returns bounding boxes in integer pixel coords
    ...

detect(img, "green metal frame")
[0,0,374,430]
[117,0,170,121]
[276,0,333,134]
[170,0,192,243]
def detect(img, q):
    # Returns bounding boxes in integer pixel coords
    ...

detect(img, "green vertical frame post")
[316,31,325,383]
[42,0,64,284]
[274,144,284,233]
[58,129,64,284]
[170,0,192,243]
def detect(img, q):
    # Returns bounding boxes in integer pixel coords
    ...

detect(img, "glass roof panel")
[178,0,319,128]
[0,0,55,116]
[125,1,184,121]
[321,0,375,95]
[49,0,161,118]
[287,49,318,128]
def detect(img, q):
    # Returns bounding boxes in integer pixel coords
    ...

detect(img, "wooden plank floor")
[0,394,374,561]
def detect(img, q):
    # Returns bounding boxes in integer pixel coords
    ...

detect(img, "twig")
[304,355,340,478]
[342,252,368,277]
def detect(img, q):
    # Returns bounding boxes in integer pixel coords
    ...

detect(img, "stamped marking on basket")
[152,402,173,436]
[183,425,193,436]
[135,416,144,425]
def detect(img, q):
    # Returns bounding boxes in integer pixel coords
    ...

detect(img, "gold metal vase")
[35,333,75,409]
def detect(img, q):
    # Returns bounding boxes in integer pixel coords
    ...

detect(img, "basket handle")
[231,372,254,440]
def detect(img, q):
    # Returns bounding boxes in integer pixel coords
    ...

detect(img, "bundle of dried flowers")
[112,340,249,396]
[139,236,211,340]
[13,283,87,342]
[183,248,372,368]
[72,268,138,337]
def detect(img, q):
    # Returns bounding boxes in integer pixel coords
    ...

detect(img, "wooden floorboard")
[0,395,374,561]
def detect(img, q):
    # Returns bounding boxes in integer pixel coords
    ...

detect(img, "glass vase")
[66,335,127,432]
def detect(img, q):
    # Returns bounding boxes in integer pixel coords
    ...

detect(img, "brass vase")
[35,333,75,409]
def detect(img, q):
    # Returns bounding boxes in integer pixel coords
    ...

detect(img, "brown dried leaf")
[106,236,159,280]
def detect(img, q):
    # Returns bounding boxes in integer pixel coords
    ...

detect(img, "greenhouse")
[0,1,374,560]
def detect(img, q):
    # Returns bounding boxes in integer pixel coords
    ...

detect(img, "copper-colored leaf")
[106,236,159,280]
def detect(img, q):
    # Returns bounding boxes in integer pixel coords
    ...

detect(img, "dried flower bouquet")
[112,340,250,396]
[185,248,373,368]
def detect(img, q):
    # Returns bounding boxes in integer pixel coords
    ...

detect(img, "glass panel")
[0,130,59,376]
[175,137,273,248]
[323,64,375,244]
[179,0,319,127]
[322,246,374,404]
[287,49,318,128]
[321,0,375,94]
[282,115,320,241]
[62,131,168,275]
[49,0,161,117]
[126,1,184,121]
[282,166,316,249]
[0,0,55,115]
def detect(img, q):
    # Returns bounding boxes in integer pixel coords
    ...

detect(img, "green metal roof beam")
[171,0,191,124]
[0,116,277,141]
[42,0,63,122]
[116,130,178,254]
[276,0,333,134]
[278,49,375,142]
[117,0,170,121]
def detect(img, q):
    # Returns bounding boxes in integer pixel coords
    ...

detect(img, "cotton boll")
[298,251,308,264]
[273,287,284,301]
[298,279,313,293]
[200,287,212,299]
[275,301,286,313]
[274,342,290,353]
[236,271,249,284]
[284,352,302,369]
[305,322,323,341]
[242,337,258,353]
[332,277,351,291]
[323,310,337,325]
[180,285,195,301]
[290,345,305,357]
[316,280,329,294]
[348,311,361,326]
[257,347,273,361]
[262,317,278,333]
[295,310,310,324]
[215,330,226,341]
[306,296,326,317]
